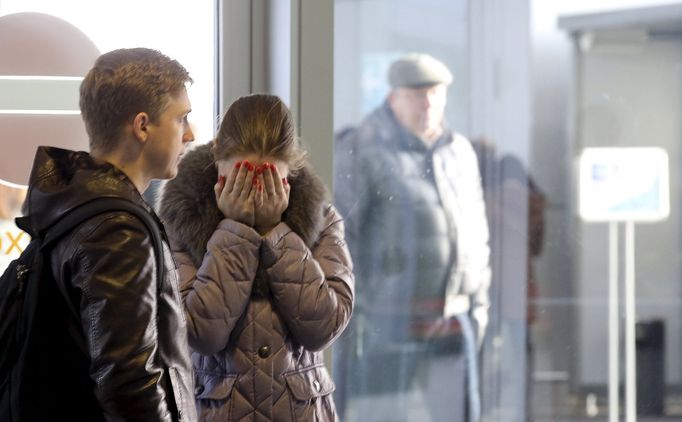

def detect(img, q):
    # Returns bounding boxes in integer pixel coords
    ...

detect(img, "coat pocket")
[195,373,238,400]
[284,365,337,421]
[194,372,238,420]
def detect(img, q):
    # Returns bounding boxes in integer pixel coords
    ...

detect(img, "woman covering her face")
[159,93,354,421]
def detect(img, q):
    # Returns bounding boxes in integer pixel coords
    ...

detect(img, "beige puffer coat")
[159,143,354,421]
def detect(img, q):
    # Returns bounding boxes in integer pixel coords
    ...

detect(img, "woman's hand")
[215,160,257,227]
[254,162,290,234]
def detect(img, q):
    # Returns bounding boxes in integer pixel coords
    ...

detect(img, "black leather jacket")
[23,147,197,421]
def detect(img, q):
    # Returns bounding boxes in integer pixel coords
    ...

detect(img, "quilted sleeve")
[175,219,261,355]
[261,205,354,351]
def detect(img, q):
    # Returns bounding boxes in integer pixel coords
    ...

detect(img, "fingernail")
[235,162,242,169]
[253,176,258,184]
[256,166,263,175]
[283,178,288,185]
[219,175,225,183]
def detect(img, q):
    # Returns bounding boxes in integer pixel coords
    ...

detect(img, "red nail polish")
[219,175,225,183]
[256,166,263,175]
[235,162,242,169]
[248,163,254,171]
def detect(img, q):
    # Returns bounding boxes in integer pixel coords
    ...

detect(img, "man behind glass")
[334,53,491,422]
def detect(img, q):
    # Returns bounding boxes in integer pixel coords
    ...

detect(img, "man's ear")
[132,112,150,143]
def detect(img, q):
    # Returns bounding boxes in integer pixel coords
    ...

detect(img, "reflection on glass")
[333,0,682,421]
[334,46,489,421]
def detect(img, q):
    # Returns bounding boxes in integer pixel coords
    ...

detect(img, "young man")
[21,48,196,421]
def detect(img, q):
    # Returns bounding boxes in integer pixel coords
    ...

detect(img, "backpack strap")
[40,198,166,353]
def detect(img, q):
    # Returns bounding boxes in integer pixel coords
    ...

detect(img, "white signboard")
[578,147,669,222]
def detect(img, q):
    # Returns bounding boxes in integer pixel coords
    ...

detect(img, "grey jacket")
[334,103,490,343]
[159,144,354,421]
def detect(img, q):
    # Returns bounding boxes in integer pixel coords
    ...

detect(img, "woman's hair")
[213,94,307,173]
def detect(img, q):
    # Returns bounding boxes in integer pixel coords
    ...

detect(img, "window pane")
[332,0,682,421]
[0,0,215,270]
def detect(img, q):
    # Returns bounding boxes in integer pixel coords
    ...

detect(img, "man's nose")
[426,91,441,107]
[421,95,433,110]
[184,127,195,143]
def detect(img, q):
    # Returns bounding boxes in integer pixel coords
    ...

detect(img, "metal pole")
[625,221,637,422]
[609,221,620,422]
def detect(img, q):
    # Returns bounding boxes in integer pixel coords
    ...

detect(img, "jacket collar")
[24,146,152,233]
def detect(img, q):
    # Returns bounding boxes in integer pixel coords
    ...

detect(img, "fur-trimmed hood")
[158,142,328,266]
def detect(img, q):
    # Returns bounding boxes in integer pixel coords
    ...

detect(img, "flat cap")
[388,53,453,88]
